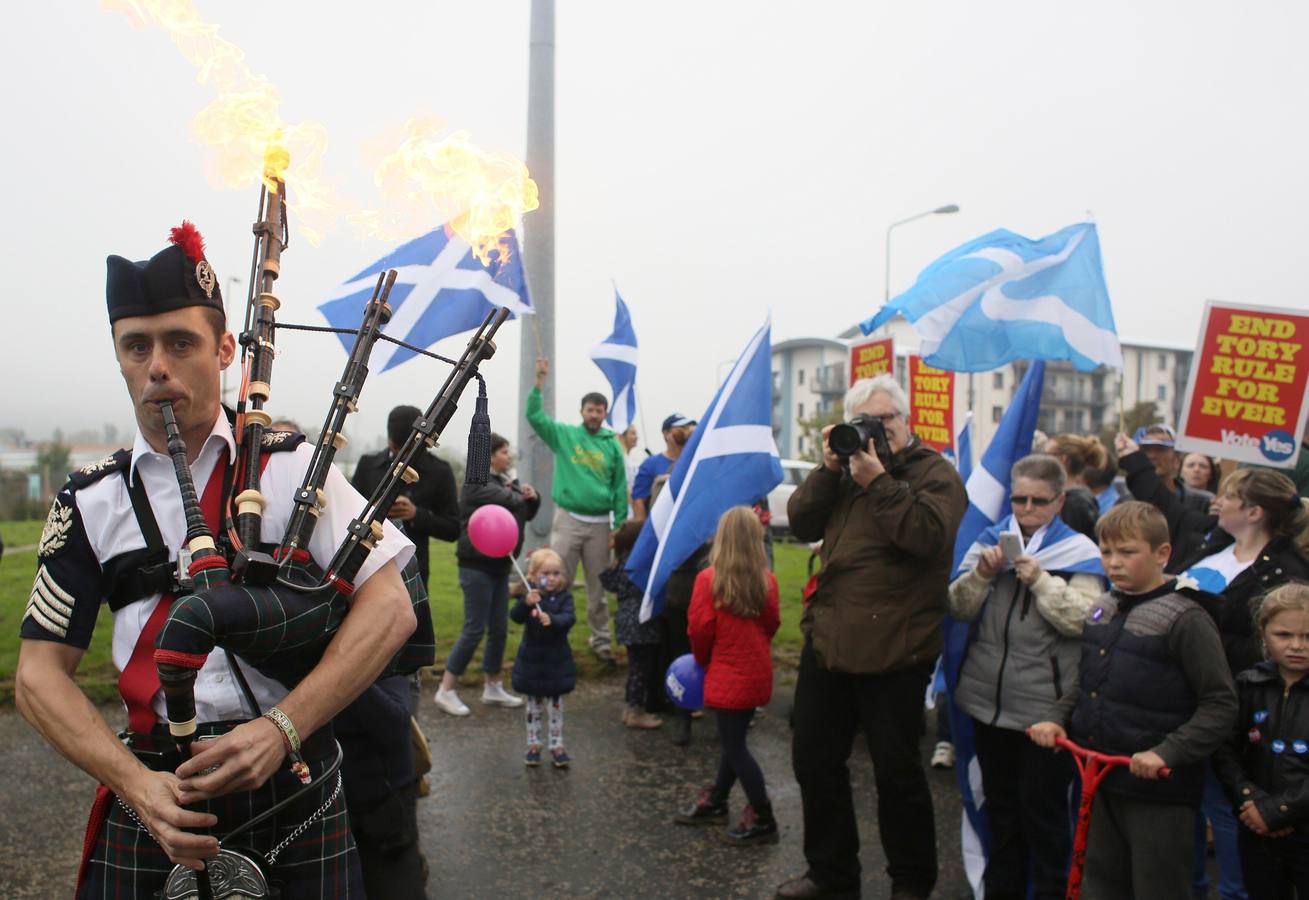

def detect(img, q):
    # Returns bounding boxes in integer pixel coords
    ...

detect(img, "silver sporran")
[159,848,272,899]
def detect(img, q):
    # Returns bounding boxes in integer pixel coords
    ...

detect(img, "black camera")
[828,414,892,465]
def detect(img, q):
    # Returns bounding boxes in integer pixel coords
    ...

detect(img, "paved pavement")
[1,669,978,899]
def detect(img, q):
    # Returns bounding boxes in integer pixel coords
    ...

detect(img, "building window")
[797,369,805,385]
[1157,385,1167,401]
[798,402,805,419]
[992,406,1003,423]
[798,436,806,454]
[993,372,1004,389]
[1158,353,1167,371]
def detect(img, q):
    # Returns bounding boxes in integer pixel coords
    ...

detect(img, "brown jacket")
[788,438,967,674]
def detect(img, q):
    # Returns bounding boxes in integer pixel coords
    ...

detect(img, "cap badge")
[196,260,217,299]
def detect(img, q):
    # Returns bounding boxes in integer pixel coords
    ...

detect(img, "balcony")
[810,363,847,396]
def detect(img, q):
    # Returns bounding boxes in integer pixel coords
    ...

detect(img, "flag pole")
[634,383,653,458]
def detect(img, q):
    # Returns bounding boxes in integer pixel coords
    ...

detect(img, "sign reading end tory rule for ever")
[1177,301,1309,468]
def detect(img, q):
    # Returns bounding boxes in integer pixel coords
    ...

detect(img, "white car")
[767,458,816,533]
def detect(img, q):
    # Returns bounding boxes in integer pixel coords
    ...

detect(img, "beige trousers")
[550,508,612,650]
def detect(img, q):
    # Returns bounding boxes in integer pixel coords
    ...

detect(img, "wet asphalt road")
[1,670,973,899]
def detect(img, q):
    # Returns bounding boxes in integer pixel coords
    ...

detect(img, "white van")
[767,458,816,534]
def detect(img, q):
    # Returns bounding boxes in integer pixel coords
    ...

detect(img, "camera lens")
[828,422,862,457]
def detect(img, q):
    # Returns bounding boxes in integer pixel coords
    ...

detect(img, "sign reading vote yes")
[1177,301,1309,467]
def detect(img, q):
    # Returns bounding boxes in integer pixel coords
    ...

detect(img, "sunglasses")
[1011,494,1058,508]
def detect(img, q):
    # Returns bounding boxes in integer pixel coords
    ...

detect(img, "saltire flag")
[317,225,532,371]
[626,317,783,622]
[862,223,1122,373]
[589,289,639,433]
[956,411,974,485]
[943,361,1046,897]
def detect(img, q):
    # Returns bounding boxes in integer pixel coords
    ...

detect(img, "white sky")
[1,1,1306,456]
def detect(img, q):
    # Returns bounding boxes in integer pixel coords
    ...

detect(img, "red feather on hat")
[168,221,206,263]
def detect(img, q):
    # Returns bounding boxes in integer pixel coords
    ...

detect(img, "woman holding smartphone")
[947,454,1106,900]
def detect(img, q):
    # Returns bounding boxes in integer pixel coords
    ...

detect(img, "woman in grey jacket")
[948,454,1105,900]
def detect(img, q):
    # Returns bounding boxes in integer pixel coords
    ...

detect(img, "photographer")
[777,375,967,900]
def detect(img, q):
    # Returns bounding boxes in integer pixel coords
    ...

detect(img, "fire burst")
[102,1,537,260]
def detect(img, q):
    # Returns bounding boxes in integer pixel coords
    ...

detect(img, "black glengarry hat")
[106,221,223,323]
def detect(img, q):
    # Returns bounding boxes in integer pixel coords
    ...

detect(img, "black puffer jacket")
[1171,533,1308,674]
[1213,661,1309,831]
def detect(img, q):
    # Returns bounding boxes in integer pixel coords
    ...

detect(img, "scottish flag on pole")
[317,225,532,370]
[626,318,783,621]
[590,290,639,433]
[955,411,974,485]
[862,223,1121,372]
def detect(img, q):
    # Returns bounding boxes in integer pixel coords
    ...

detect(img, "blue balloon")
[665,653,705,710]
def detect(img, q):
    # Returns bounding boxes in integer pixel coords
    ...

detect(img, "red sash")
[117,457,227,735]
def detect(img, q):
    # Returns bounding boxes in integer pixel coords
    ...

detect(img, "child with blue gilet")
[1029,501,1237,900]
[1213,582,1309,899]
[510,549,577,768]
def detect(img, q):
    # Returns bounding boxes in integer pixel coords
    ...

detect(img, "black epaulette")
[65,448,132,491]
[260,430,306,453]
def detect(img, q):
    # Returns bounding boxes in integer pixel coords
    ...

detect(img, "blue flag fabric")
[626,319,783,621]
[317,226,532,371]
[861,223,1121,373]
[941,360,1046,896]
[956,411,974,486]
[589,290,639,433]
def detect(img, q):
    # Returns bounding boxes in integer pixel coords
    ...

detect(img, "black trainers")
[673,785,729,825]
[721,802,779,846]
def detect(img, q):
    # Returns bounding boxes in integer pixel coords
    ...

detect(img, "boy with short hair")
[1029,501,1237,900]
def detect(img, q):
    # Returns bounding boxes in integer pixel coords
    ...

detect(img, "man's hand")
[849,447,886,489]
[535,357,550,388]
[1115,432,1139,457]
[521,484,538,501]
[175,717,286,803]
[1013,555,1044,586]
[1027,721,1066,749]
[387,495,417,522]
[1238,800,1293,837]
[1129,750,1168,780]
[820,425,842,473]
[122,770,219,871]
[975,546,1005,580]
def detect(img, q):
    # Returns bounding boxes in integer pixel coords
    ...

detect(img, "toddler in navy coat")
[511,548,577,767]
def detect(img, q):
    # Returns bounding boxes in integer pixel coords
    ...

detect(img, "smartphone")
[999,532,1024,562]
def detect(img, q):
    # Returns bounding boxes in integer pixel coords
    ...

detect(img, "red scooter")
[1055,736,1172,900]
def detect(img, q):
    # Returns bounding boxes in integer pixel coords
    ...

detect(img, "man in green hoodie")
[527,357,628,662]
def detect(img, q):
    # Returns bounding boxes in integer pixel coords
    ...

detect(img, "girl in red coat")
[675,505,781,845]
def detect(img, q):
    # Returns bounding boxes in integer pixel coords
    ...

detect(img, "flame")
[101,0,337,242]
[357,116,539,265]
[102,6,535,257]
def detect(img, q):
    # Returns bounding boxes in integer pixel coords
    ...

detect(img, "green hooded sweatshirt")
[526,387,627,525]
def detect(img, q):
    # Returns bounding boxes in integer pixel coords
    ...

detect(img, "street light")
[884,204,959,302]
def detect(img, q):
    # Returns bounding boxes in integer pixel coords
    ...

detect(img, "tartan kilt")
[78,750,361,899]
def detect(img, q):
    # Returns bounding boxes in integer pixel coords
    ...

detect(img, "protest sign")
[849,337,894,386]
[907,355,955,452]
[1176,301,1309,467]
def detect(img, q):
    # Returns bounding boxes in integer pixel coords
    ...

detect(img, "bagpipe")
[153,174,508,754]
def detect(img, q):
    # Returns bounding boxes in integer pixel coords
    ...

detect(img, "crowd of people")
[12,223,1309,898]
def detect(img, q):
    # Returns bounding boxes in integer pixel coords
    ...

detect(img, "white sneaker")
[930,740,955,769]
[481,682,524,708]
[433,688,471,717]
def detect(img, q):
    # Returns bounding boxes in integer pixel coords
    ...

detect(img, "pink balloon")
[467,504,520,557]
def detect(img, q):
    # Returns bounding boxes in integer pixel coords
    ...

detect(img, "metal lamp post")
[884,204,959,302]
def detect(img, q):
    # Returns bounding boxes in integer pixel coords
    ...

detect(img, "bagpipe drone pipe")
[153,177,509,750]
